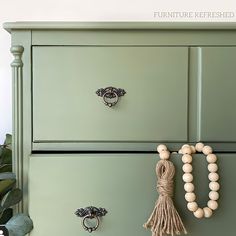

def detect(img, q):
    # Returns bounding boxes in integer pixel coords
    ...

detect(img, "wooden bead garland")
[179,143,220,219]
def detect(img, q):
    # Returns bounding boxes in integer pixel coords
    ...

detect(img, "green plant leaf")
[0,205,4,215]
[0,208,13,224]
[4,134,12,150]
[0,164,12,173]
[0,148,12,165]
[0,173,16,180]
[1,188,22,209]
[6,213,33,236]
[0,179,16,197]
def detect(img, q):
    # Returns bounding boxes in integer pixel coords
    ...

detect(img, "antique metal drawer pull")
[75,206,108,233]
[96,86,126,107]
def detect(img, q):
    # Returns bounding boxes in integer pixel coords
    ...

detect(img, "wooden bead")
[206,154,217,163]
[187,202,198,212]
[195,142,204,152]
[209,191,219,201]
[203,207,213,218]
[157,144,167,153]
[207,200,218,210]
[182,144,190,148]
[182,163,193,173]
[184,183,195,192]
[190,145,196,154]
[209,182,220,191]
[182,146,192,154]
[202,145,213,155]
[178,149,183,154]
[208,173,219,182]
[159,151,170,160]
[208,163,218,172]
[182,154,192,163]
[194,208,204,218]
[185,192,196,202]
[183,173,193,183]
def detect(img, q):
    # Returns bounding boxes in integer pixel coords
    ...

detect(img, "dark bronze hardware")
[75,206,108,233]
[96,86,126,107]
[0,225,9,236]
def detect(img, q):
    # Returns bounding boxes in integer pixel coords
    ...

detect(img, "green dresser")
[3,22,236,236]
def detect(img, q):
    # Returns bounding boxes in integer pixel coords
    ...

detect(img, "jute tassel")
[143,159,187,236]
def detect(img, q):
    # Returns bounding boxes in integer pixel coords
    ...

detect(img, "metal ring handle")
[96,86,126,107]
[75,206,107,233]
[102,91,118,107]
[82,215,99,233]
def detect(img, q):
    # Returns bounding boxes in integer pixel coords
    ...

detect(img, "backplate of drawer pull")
[0,226,8,236]
[75,206,108,233]
[96,86,126,107]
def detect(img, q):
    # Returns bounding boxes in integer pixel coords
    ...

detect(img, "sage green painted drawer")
[199,47,236,142]
[29,154,234,236]
[32,46,188,143]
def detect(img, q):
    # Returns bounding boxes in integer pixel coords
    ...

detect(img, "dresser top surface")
[3,21,236,33]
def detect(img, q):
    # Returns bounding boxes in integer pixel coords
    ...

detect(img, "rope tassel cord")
[144,158,187,236]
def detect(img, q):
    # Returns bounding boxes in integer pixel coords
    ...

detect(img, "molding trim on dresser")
[4,21,236,31]
[9,30,32,214]
[11,45,24,212]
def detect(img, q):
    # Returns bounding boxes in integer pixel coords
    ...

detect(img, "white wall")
[0,0,236,143]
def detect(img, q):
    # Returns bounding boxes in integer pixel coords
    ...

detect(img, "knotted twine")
[143,159,187,236]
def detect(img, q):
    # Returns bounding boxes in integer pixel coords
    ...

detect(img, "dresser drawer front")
[32,46,188,143]
[29,154,234,236]
[29,154,157,236]
[199,47,236,142]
